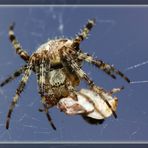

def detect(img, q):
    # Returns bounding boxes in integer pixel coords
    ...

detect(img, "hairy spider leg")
[78,52,130,83]
[0,64,28,87]
[61,49,117,118]
[72,18,96,49]
[6,64,32,129]
[36,58,56,130]
[38,104,57,130]
[9,23,30,62]
[43,104,56,130]
[39,98,57,131]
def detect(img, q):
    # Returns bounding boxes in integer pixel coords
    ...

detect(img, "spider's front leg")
[0,64,27,87]
[61,49,117,119]
[6,63,32,129]
[9,23,30,62]
[1,23,31,87]
[72,18,96,50]
[78,52,130,83]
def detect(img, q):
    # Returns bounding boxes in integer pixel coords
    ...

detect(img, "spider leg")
[42,104,56,130]
[6,64,32,129]
[36,58,56,130]
[61,50,117,118]
[72,19,96,49]
[9,23,30,62]
[38,104,56,130]
[78,52,130,83]
[36,58,47,96]
[0,64,27,87]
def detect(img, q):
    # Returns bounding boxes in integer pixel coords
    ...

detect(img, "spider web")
[0,6,148,142]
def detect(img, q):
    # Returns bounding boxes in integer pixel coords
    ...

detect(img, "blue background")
[0,6,148,142]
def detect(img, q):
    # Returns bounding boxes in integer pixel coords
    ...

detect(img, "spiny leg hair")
[78,52,130,83]
[72,18,96,49]
[9,23,30,62]
[61,49,117,118]
[6,64,32,129]
[0,64,28,87]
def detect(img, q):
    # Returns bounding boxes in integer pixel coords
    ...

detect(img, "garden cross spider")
[0,19,130,130]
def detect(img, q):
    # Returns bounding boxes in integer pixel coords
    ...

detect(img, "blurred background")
[0,6,148,142]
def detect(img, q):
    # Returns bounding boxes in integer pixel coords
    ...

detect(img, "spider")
[0,18,130,130]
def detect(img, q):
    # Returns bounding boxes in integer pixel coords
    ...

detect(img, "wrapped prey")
[57,88,119,121]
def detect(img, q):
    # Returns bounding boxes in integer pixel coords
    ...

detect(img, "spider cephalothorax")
[0,19,130,130]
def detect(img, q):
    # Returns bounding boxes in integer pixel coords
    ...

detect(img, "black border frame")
[0,0,148,5]
[0,0,148,148]
[0,144,148,148]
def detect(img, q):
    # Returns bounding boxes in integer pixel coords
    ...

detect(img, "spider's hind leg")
[9,23,30,62]
[78,52,130,83]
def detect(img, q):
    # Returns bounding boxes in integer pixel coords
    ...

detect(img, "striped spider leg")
[71,18,130,83]
[78,52,130,83]
[9,23,30,62]
[6,63,32,129]
[71,18,96,50]
[1,23,32,129]
[0,23,30,87]
[0,64,27,87]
